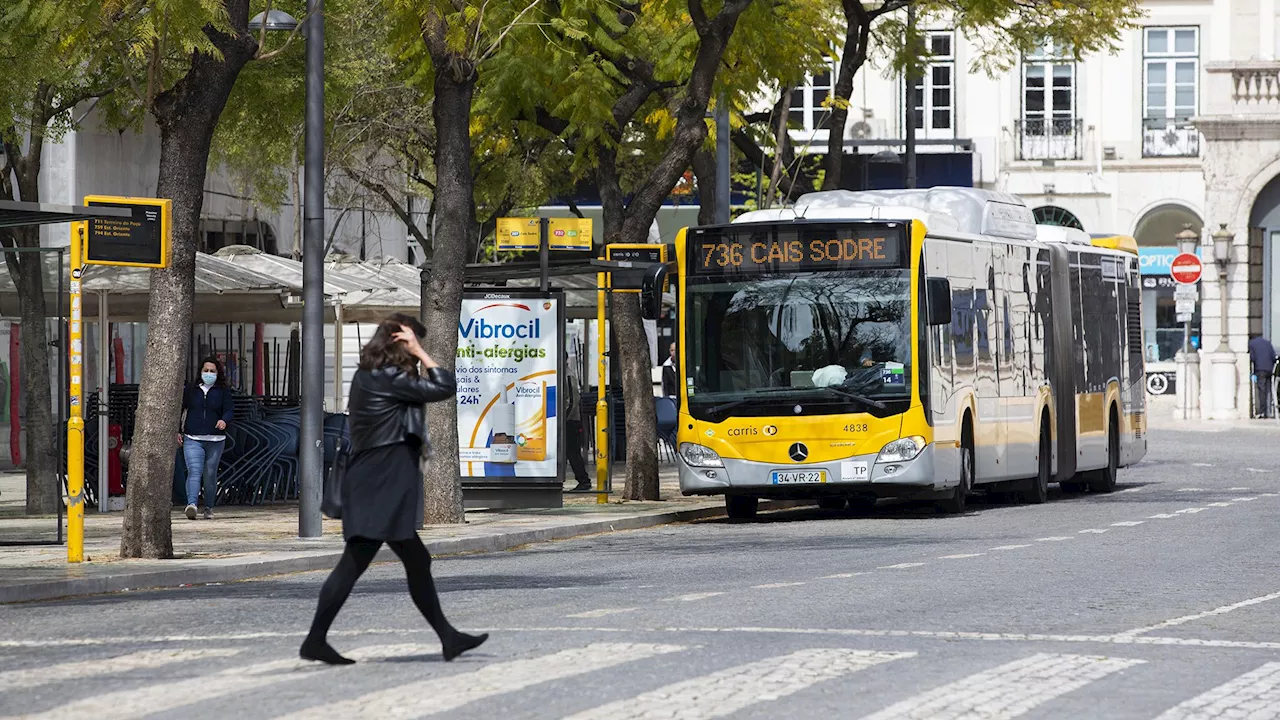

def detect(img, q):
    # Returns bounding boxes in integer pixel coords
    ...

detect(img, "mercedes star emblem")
[788,442,809,462]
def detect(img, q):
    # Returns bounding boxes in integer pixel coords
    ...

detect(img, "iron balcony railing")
[1014,118,1084,161]
[1142,116,1200,158]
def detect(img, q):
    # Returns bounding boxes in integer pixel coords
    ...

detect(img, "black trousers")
[565,419,590,482]
[1256,373,1274,418]
[306,534,457,643]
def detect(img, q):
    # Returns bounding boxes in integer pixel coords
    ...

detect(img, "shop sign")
[1138,247,1201,277]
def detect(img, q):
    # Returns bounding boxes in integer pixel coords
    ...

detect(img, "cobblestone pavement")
[2,426,1280,719]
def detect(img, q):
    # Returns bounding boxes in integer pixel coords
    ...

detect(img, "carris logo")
[763,425,777,436]
[727,427,758,436]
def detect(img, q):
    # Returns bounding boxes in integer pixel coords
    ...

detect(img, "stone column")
[1199,224,1243,419]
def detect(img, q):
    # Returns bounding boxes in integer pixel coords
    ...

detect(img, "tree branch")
[345,168,432,252]
[620,0,755,240]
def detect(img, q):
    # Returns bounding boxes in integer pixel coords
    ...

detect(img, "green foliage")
[482,0,840,204]
[0,1,130,146]
[874,0,1145,77]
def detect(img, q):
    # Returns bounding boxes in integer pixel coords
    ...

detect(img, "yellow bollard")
[595,272,608,504]
[67,223,86,562]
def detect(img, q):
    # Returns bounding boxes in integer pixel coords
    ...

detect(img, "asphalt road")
[3,425,1280,719]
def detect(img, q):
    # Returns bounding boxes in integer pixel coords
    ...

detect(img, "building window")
[1143,27,1199,158]
[904,31,956,139]
[1017,41,1080,160]
[1033,206,1084,230]
[789,57,835,134]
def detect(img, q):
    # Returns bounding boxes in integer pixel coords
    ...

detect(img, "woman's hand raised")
[393,325,439,369]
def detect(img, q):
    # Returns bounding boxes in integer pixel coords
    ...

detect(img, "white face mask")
[201,372,217,386]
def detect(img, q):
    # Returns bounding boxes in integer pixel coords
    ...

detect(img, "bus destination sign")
[83,195,172,268]
[689,224,906,276]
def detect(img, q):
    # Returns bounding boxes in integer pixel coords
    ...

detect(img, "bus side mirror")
[926,277,951,326]
[640,263,669,320]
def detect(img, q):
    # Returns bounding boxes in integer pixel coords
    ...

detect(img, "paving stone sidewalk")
[0,468,780,604]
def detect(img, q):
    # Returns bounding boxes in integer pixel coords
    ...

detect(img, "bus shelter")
[0,200,128,546]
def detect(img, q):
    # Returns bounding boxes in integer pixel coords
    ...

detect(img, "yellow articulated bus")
[642,187,1145,519]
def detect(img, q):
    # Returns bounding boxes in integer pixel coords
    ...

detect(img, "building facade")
[785,0,1280,418]
[31,110,425,264]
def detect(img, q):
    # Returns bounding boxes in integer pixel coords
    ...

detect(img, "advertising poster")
[456,291,562,479]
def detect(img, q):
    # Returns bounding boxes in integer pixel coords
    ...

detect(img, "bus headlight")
[680,443,724,468]
[877,436,926,463]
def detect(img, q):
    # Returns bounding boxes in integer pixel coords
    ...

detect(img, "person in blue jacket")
[180,357,234,520]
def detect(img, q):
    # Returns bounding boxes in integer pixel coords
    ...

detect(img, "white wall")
[763,0,1226,237]
[34,109,419,263]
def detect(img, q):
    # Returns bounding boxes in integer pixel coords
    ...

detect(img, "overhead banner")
[455,290,564,480]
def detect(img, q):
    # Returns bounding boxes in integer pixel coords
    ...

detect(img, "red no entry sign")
[1170,253,1202,284]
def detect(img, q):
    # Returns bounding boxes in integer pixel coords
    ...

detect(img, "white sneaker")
[185,504,197,520]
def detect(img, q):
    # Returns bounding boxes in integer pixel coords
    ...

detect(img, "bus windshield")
[685,269,912,420]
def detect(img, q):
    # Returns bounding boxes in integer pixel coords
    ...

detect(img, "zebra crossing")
[2,640,1279,719]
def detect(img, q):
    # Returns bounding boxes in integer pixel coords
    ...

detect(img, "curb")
[0,499,803,605]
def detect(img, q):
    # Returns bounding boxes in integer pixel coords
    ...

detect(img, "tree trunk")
[15,243,55,514]
[419,66,476,525]
[2,227,57,514]
[767,91,793,206]
[0,202,57,518]
[1,105,59,516]
[593,0,756,501]
[691,149,717,226]
[120,3,257,559]
[594,150,662,500]
[822,3,874,191]
[613,292,660,500]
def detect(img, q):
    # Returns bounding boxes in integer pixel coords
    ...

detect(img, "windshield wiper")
[703,387,801,416]
[815,384,886,409]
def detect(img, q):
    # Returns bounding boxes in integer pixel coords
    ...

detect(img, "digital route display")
[688,223,908,276]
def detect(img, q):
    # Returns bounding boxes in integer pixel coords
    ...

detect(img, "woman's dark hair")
[198,356,228,387]
[359,312,428,374]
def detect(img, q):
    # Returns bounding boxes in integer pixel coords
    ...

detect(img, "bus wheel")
[1087,412,1119,494]
[1019,419,1051,504]
[817,497,848,511]
[938,425,973,514]
[726,495,759,520]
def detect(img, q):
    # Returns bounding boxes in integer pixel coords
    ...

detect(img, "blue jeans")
[183,437,225,508]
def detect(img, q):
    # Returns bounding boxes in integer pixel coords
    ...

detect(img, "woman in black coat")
[301,313,487,665]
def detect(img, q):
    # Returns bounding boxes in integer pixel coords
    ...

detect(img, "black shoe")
[300,637,356,665]
[442,632,488,662]
[571,481,592,492]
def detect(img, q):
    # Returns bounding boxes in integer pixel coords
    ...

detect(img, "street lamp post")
[1211,223,1232,353]
[250,3,325,538]
[715,95,730,224]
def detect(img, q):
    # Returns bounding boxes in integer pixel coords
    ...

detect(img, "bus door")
[989,244,1012,479]
[1047,244,1078,482]
[973,243,1004,479]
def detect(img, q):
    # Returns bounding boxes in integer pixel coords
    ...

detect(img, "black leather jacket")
[348,366,456,454]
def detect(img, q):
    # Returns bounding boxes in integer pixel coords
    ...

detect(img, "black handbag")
[322,449,347,519]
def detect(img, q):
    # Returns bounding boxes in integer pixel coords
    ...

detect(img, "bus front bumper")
[678,443,943,498]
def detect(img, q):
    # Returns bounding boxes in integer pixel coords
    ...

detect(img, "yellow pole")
[67,223,86,562]
[595,271,608,504]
